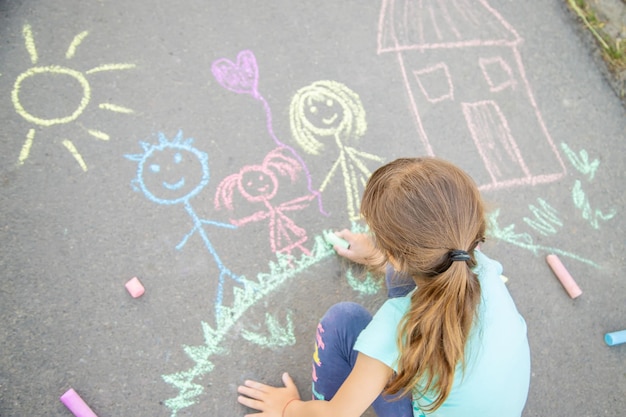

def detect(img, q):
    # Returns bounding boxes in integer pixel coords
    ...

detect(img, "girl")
[237,157,531,417]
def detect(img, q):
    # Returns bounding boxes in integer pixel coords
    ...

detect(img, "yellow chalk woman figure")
[290,81,384,221]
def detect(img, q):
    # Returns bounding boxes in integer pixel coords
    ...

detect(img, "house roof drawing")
[377,0,522,53]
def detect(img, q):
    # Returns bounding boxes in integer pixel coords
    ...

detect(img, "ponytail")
[361,157,486,412]
[384,257,481,411]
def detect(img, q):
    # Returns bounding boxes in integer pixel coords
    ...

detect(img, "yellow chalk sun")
[11,24,136,171]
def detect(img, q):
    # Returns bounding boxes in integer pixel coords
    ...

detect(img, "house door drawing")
[462,100,531,187]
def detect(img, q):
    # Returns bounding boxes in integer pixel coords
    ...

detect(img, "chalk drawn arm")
[278,194,317,213]
[318,157,342,193]
[231,210,271,227]
[176,225,199,250]
[346,148,384,174]
[346,147,385,163]
[198,219,238,229]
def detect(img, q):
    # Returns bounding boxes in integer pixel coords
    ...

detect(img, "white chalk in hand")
[323,231,350,249]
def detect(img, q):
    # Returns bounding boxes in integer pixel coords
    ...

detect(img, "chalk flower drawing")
[125,131,247,316]
[215,148,316,257]
[240,311,296,349]
[523,198,563,237]
[10,24,135,171]
[487,209,598,268]
[489,142,618,268]
[290,80,385,222]
[377,0,566,190]
[572,180,616,229]
[561,142,616,229]
[560,143,599,181]
[211,50,326,214]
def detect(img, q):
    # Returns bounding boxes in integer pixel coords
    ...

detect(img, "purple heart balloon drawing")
[211,50,260,98]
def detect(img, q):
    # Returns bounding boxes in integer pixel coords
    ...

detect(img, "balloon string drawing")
[289,80,385,222]
[211,50,327,216]
[125,131,249,317]
[10,24,135,171]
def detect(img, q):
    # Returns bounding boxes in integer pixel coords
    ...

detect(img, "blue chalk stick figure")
[125,131,245,317]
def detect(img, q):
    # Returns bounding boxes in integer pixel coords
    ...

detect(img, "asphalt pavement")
[0,1,624,417]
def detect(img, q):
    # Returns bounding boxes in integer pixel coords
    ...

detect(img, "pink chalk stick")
[60,388,99,417]
[125,276,145,298]
[546,254,582,298]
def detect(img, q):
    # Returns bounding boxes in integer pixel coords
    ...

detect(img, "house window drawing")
[479,56,516,92]
[377,0,566,191]
[413,62,454,103]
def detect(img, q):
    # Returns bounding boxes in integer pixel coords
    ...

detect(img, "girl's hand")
[333,229,384,268]
[237,372,301,417]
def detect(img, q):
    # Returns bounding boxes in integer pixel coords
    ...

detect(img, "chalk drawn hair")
[215,148,303,211]
[289,80,367,155]
[125,131,210,206]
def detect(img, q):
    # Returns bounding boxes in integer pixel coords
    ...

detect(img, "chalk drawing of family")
[212,49,383,223]
[126,50,382,316]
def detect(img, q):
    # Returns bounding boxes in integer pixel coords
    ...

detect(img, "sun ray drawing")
[10,24,136,171]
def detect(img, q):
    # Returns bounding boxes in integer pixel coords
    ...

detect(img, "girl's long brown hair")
[360,157,486,412]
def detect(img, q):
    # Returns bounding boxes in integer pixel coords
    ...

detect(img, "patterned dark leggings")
[311,266,415,417]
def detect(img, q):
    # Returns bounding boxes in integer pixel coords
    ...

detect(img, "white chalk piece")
[125,276,145,298]
[605,329,626,346]
[500,275,509,283]
[546,254,582,298]
[323,231,350,250]
[60,388,99,417]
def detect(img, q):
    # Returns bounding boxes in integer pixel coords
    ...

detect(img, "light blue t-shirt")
[354,251,530,417]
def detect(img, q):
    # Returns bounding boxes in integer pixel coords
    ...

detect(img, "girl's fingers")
[238,385,265,400]
[335,228,353,241]
[237,395,264,411]
[282,373,301,399]
[282,372,295,389]
[333,244,350,258]
[243,379,270,392]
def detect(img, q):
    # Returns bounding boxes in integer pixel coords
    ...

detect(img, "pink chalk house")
[377,0,566,191]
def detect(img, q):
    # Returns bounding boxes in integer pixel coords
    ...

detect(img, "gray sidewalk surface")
[1,1,624,417]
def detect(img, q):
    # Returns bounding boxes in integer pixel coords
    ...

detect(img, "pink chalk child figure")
[215,148,315,258]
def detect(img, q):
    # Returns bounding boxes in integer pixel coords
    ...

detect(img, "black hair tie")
[449,250,470,262]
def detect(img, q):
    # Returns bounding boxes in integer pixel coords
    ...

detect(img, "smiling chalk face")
[238,166,278,202]
[303,93,345,135]
[138,144,209,205]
